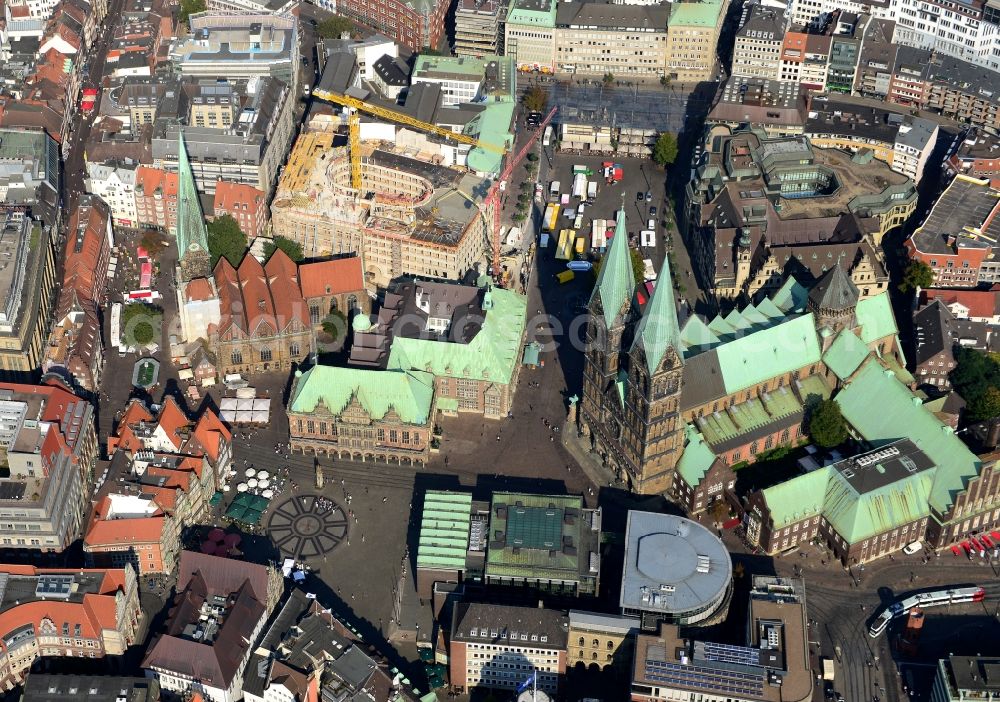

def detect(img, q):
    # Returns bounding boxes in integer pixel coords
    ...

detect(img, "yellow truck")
[556,270,575,284]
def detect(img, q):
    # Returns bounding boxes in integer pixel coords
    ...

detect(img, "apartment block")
[554,3,670,79]
[664,0,727,82]
[455,0,504,56]
[449,602,568,695]
[731,3,785,81]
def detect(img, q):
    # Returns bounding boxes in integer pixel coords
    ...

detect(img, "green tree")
[523,85,548,113]
[321,308,347,340]
[592,247,647,285]
[899,260,935,292]
[808,399,849,448]
[602,72,614,86]
[122,303,162,346]
[970,386,1000,422]
[263,235,304,262]
[660,75,671,87]
[951,348,1000,419]
[207,215,248,267]
[140,230,167,259]
[316,15,353,38]
[178,0,206,22]
[652,132,679,167]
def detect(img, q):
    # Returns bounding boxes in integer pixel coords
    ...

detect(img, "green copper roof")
[697,385,804,450]
[855,293,897,344]
[716,313,822,395]
[289,366,434,425]
[387,286,526,384]
[823,469,933,544]
[761,467,832,529]
[835,361,980,514]
[823,330,871,381]
[678,282,803,359]
[770,277,810,314]
[631,255,683,373]
[466,102,516,175]
[507,0,556,27]
[668,0,725,27]
[177,132,209,262]
[676,425,718,488]
[417,491,473,571]
[590,209,636,330]
[485,492,586,582]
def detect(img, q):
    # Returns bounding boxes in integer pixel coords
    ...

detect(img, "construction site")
[270,124,495,288]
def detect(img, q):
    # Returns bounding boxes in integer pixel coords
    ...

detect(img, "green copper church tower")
[176,132,212,282]
[579,208,685,494]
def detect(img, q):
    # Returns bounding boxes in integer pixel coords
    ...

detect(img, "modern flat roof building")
[620,512,732,628]
[630,577,812,702]
[486,492,602,598]
[905,175,1000,288]
[21,675,159,702]
[932,655,1000,702]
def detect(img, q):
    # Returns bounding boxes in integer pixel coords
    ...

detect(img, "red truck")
[603,161,623,183]
[81,87,98,113]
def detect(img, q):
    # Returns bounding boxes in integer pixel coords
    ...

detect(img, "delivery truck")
[592,219,607,252]
[543,203,560,232]
[572,173,587,199]
[556,270,575,284]
[549,180,560,198]
[587,181,598,201]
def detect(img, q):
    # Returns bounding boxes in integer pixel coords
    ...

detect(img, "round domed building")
[619,511,732,627]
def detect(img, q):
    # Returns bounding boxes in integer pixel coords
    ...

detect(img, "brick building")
[213,181,267,240]
[0,565,141,691]
[335,0,449,50]
[134,165,179,233]
[449,602,568,695]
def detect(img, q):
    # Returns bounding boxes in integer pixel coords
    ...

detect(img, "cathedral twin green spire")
[590,208,637,330]
[631,246,683,374]
[588,207,683,374]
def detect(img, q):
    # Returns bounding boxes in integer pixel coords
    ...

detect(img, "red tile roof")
[922,287,1000,319]
[135,166,179,197]
[238,254,276,336]
[213,181,264,214]
[298,257,365,299]
[214,257,246,339]
[185,278,215,302]
[264,249,307,329]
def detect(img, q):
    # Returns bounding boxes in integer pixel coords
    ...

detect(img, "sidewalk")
[560,417,617,501]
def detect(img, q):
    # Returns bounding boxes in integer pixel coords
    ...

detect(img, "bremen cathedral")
[579,209,905,494]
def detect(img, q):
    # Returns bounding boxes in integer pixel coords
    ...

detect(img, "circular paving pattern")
[266,494,348,559]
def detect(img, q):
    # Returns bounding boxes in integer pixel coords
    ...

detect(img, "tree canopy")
[652,132,679,167]
[808,399,849,448]
[140,231,167,259]
[951,347,1000,421]
[592,247,647,285]
[207,215,248,267]
[264,236,304,262]
[178,0,206,23]
[122,303,162,347]
[322,308,348,341]
[899,260,935,292]
[316,16,353,38]
[523,85,548,114]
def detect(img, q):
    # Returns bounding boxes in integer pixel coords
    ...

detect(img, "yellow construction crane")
[313,88,508,193]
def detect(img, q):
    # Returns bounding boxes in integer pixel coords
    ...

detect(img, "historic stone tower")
[579,210,685,494]
[807,265,860,338]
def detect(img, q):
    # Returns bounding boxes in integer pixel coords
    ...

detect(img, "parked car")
[649,206,657,217]
[636,191,644,202]
[645,191,652,202]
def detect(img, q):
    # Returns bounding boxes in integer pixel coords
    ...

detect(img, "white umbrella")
[223,485,231,492]
[262,489,274,499]
[257,470,269,479]
[245,468,256,477]
[248,478,259,489]
[258,478,270,489]
[237,483,248,492]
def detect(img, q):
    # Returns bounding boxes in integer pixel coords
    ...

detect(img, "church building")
[579,209,905,494]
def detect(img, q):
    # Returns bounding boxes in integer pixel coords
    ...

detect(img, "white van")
[902,541,923,555]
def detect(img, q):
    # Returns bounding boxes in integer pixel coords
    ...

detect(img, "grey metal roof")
[555,0,669,30]
[619,511,732,616]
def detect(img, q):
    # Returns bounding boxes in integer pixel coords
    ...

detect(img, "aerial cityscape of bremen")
[0,0,999,700]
